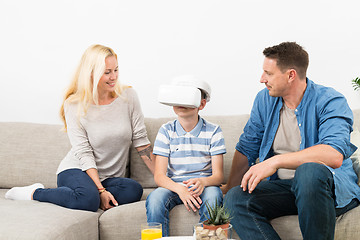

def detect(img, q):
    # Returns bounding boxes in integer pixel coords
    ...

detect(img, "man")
[222,42,360,240]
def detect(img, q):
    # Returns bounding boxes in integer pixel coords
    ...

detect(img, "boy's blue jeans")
[33,169,143,212]
[146,185,223,236]
[224,162,359,240]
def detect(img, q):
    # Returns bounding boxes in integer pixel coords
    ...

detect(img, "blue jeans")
[33,169,143,212]
[224,163,359,240]
[146,186,223,236]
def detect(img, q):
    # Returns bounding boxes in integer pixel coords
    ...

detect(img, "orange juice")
[141,228,162,240]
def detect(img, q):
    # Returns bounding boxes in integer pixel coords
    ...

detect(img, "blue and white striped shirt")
[153,117,226,182]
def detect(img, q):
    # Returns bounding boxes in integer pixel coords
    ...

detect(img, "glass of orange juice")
[141,222,162,240]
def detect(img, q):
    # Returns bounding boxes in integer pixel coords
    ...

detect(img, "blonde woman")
[5,44,155,211]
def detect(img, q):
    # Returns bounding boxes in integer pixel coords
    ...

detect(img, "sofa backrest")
[131,110,360,188]
[0,122,71,188]
[0,115,249,189]
[0,109,359,189]
[351,109,360,184]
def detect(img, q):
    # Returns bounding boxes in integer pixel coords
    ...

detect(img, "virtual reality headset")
[158,75,211,108]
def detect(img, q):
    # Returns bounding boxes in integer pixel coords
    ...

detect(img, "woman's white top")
[56,88,150,181]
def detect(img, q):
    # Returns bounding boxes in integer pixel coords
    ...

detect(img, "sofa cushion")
[99,201,148,240]
[0,122,70,188]
[98,200,217,240]
[350,109,360,185]
[334,204,360,239]
[203,115,249,183]
[351,129,360,185]
[130,117,174,188]
[270,205,360,240]
[0,189,100,240]
[271,215,302,240]
[98,198,360,240]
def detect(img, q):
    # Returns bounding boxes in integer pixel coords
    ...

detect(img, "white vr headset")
[158,85,202,108]
[158,75,211,108]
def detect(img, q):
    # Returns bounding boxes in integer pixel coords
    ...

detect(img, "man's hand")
[241,158,278,193]
[177,186,202,212]
[100,191,118,210]
[183,178,205,197]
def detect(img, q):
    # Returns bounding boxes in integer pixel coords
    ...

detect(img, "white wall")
[1,0,359,124]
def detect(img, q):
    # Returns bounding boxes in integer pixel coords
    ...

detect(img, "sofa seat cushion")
[271,215,303,240]
[142,188,154,200]
[270,205,360,240]
[99,201,148,240]
[0,189,100,240]
[334,204,360,239]
[99,199,240,240]
[99,200,202,240]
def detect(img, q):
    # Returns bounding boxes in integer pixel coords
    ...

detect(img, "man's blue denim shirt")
[236,78,360,208]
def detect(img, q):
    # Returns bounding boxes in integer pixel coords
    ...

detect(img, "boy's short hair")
[200,89,206,100]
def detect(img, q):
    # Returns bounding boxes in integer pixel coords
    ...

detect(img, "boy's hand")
[183,178,205,197]
[178,186,202,212]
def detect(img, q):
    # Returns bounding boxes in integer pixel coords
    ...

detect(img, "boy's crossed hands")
[178,178,205,212]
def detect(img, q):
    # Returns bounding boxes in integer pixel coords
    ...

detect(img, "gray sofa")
[1,110,359,240]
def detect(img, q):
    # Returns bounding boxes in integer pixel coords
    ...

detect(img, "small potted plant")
[194,201,232,240]
[203,200,232,229]
[352,77,360,91]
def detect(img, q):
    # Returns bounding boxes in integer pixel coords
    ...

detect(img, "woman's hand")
[99,190,118,210]
[86,168,118,210]
[177,186,202,213]
[183,178,205,197]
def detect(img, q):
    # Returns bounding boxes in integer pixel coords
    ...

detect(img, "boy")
[146,75,226,236]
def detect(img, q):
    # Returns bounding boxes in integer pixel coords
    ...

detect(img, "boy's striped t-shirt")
[153,117,226,182]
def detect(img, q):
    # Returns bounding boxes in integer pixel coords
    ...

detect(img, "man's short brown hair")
[263,42,309,79]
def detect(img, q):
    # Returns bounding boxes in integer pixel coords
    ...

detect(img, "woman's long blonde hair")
[60,44,127,130]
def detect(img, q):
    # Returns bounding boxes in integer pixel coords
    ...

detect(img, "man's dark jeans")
[224,162,359,240]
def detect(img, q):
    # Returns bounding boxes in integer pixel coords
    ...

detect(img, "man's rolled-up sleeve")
[317,93,357,159]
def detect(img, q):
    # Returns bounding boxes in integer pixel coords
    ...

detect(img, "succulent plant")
[204,200,232,226]
[352,77,360,91]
